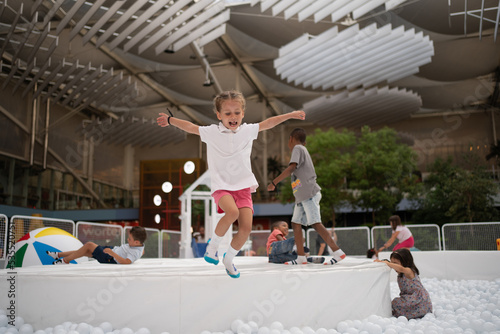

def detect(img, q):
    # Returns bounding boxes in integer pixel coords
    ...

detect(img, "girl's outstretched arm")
[157,113,200,135]
[258,110,305,132]
[379,231,400,251]
[375,259,415,279]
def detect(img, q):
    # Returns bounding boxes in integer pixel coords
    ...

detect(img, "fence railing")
[161,230,181,258]
[371,224,442,252]
[442,222,500,251]
[306,226,371,256]
[124,226,162,258]
[0,212,498,264]
[0,214,6,260]
[76,221,123,247]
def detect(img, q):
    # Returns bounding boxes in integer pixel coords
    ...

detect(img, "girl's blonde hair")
[213,90,246,114]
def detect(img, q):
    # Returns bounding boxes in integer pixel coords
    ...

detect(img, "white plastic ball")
[134,329,149,334]
[270,322,283,331]
[383,327,397,334]
[34,331,46,334]
[231,320,244,333]
[316,329,328,334]
[248,321,259,333]
[6,328,18,334]
[18,325,33,334]
[269,330,280,334]
[13,317,25,330]
[337,321,349,333]
[119,328,133,334]
[288,327,302,334]
[257,327,270,334]
[76,324,91,334]
[344,328,358,334]
[301,327,315,334]
[61,323,72,331]
[67,330,79,334]
[52,326,66,334]
[0,329,9,334]
[98,323,113,334]
[237,324,252,334]
[0,315,8,328]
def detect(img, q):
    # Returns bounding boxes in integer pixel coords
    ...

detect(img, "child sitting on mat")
[47,226,147,265]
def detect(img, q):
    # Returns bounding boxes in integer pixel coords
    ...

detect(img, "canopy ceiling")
[0,0,499,147]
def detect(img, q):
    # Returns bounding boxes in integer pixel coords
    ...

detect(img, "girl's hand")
[267,183,276,191]
[157,112,170,127]
[290,110,306,120]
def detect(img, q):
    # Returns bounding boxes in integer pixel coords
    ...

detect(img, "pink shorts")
[394,236,414,250]
[212,188,254,214]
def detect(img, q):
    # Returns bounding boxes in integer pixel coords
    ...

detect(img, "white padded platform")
[0,257,391,334]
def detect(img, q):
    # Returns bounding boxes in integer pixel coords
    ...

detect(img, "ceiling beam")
[218,35,282,117]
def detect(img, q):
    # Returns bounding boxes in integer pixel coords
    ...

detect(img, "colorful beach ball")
[9,227,87,267]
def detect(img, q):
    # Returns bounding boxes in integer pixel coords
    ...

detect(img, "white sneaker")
[46,251,59,260]
[325,249,346,265]
[223,253,240,278]
[285,255,308,265]
[204,239,219,265]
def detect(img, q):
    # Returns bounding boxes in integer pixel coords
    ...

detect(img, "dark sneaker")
[285,255,308,265]
[53,258,68,265]
[307,256,325,264]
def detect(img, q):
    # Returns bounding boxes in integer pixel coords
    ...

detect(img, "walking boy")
[157,90,305,278]
[47,226,147,265]
[268,128,346,265]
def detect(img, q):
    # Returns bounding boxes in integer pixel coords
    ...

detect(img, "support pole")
[30,84,38,166]
[43,98,50,169]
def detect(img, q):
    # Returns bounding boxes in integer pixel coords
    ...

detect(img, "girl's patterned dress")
[392,273,433,319]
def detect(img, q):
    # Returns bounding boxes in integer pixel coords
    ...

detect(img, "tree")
[277,126,419,226]
[349,126,420,225]
[306,128,357,223]
[413,154,499,224]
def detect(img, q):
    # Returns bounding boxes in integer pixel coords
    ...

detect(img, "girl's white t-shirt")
[395,225,412,243]
[199,122,259,194]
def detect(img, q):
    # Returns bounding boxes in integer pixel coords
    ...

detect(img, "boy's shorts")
[291,191,322,227]
[92,245,118,264]
[212,188,254,214]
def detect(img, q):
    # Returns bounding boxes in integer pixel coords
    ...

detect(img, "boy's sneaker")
[307,256,325,264]
[204,239,219,265]
[285,255,308,265]
[46,251,59,260]
[325,249,346,265]
[53,258,68,265]
[223,253,240,278]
